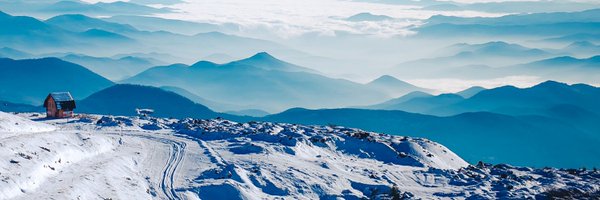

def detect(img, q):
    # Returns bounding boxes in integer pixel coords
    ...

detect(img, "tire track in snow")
[161,140,186,200]
[107,132,186,200]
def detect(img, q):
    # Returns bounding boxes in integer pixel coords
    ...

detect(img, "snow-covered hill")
[0,112,54,134]
[0,112,598,199]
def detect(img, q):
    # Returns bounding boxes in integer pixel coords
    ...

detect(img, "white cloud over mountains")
[82,0,597,38]
[149,0,504,38]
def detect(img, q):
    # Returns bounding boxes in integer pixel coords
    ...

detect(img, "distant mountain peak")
[533,80,569,89]
[478,41,527,50]
[226,52,316,73]
[248,52,276,60]
[366,75,430,97]
[46,14,96,22]
[346,12,394,22]
[369,75,410,86]
[51,13,88,19]
[533,56,579,65]
[191,60,218,68]
[373,74,399,81]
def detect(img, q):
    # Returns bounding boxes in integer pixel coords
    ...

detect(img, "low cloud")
[152,0,504,38]
[407,76,544,93]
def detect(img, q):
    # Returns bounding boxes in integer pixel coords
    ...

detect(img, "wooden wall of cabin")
[46,97,57,118]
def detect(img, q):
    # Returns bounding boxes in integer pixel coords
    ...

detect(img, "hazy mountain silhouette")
[0,11,303,65]
[0,11,139,54]
[392,41,553,78]
[361,91,432,109]
[61,54,165,81]
[78,28,134,42]
[46,14,137,33]
[425,9,600,26]
[227,52,316,73]
[368,93,464,113]
[0,57,113,105]
[105,15,222,35]
[0,100,42,113]
[433,81,600,116]
[444,41,549,57]
[0,10,68,46]
[505,55,600,83]
[542,33,600,44]
[456,86,486,98]
[366,81,600,117]
[365,75,430,97]
[561,41,600,57]
[78,84,226,119]
[225,109,270,117]
[413,22,600,38]
[523,55,600,69]
[345,13,394,22]
[421,1,595,13]
[39,0,172,16]
[0,47,31,59]
[124,53,389,112]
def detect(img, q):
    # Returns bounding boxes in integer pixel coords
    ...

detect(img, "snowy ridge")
[0,113,599,199]
[0,132,114,199]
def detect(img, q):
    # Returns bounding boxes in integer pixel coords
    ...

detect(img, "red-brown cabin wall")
[46,97,57,118]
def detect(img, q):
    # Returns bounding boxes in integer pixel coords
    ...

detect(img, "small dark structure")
[44,92,76,118]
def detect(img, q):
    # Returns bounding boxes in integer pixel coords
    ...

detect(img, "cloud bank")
[151,0,504,38]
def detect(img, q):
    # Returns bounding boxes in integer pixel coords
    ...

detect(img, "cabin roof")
[44,92,76,110]
[50,92,74,102]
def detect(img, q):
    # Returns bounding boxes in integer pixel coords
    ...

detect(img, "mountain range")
[416,9,600,38]
[0,57,113,105]
[45,13,138,33]
[123,52,394,112]
[104,15,223,36]
[0,11,304,64]
[60,54,166,81]
[366,81,600,117]
[0,10,140,55]
[391,41,555,79]
[50,1,172,15]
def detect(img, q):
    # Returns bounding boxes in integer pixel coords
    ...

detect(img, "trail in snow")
[161,140,185,200]
[104,132,187,200]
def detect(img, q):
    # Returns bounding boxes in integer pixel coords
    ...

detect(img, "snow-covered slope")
[0,112,55,134]
[0,112,598,199]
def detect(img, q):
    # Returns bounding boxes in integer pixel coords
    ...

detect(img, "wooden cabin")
[44,92,76,118]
